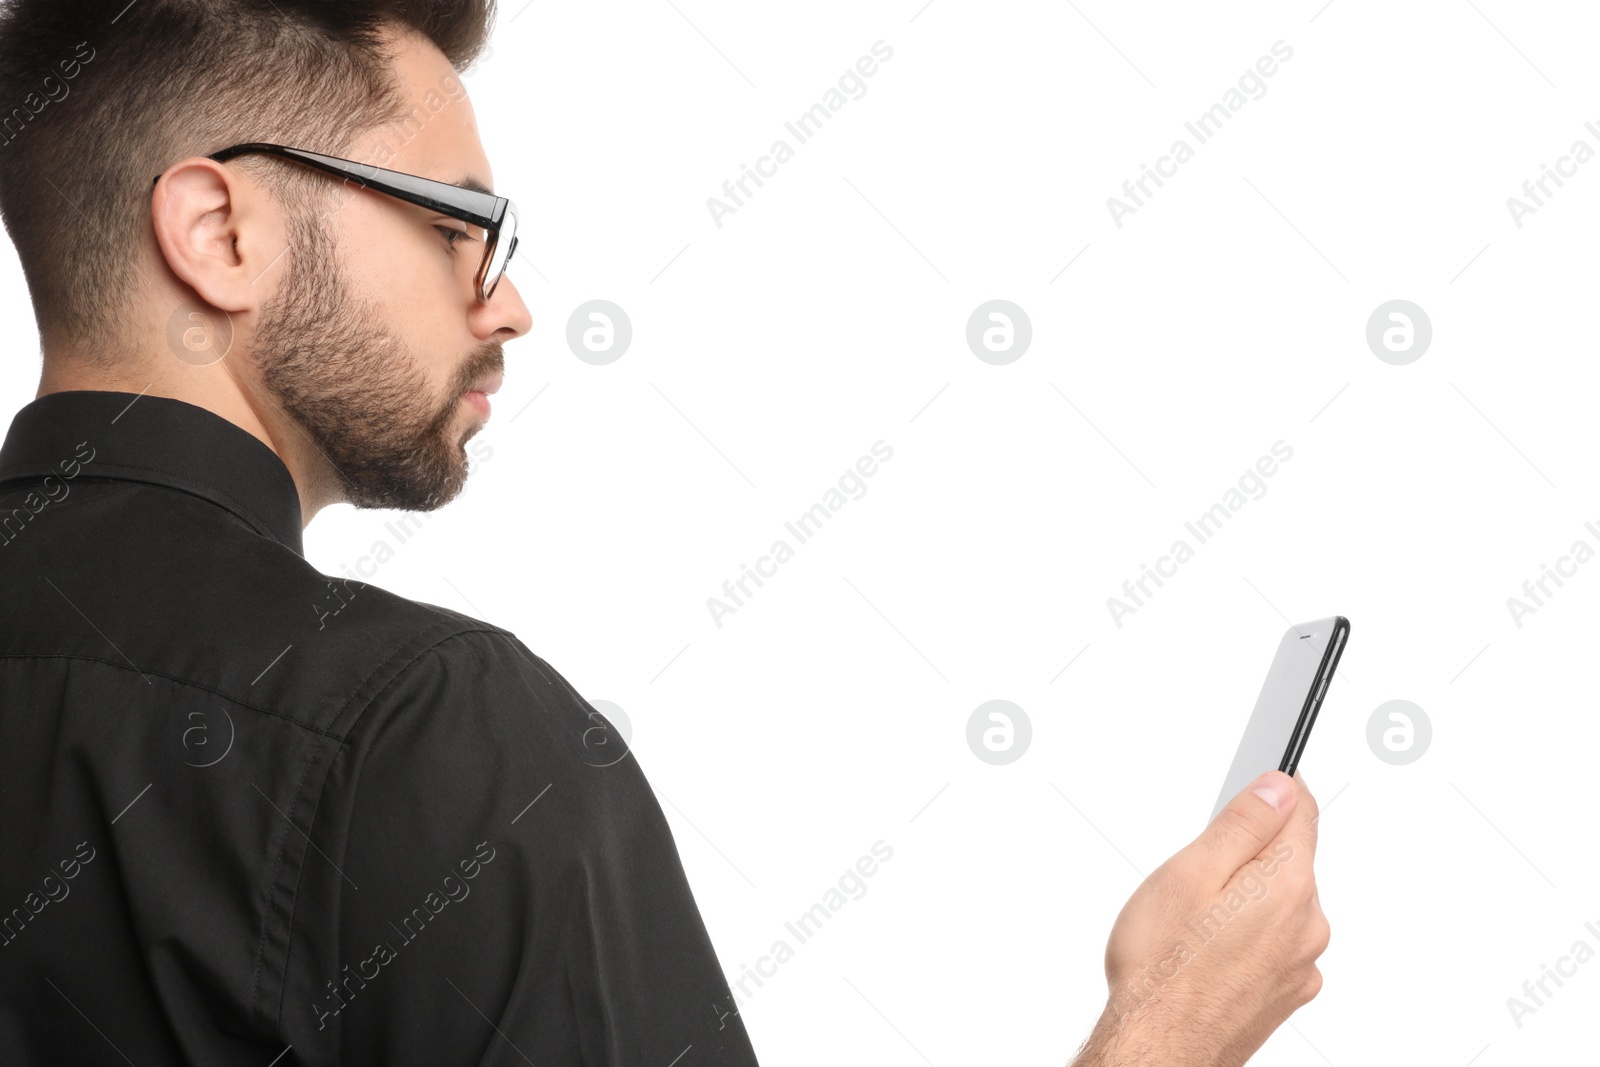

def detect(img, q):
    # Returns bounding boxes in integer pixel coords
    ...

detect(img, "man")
[0,2,1329,1065]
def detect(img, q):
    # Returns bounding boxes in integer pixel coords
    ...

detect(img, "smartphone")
[1210,616,1351,821]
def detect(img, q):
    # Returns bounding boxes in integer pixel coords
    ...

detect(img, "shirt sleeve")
[321,629,760,1067]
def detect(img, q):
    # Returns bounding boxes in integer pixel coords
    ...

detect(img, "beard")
[250,207,502,512]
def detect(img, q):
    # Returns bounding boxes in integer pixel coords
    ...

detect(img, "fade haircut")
[0,0,495,359]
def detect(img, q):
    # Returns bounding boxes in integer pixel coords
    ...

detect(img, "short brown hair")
[0,0,496,357]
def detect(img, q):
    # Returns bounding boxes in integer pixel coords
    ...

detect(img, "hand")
[1072,771,1329,1067]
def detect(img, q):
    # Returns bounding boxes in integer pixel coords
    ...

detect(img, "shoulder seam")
[320,623,513,738]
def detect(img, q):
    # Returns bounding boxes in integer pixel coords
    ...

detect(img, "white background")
[5,1,1598,1064]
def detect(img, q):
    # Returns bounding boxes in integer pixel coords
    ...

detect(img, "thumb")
[1192,770,1298,887]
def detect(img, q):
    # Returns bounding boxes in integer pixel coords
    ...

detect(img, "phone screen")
[1210,616,1349,821]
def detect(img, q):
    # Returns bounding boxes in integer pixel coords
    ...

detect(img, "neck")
[36,350,340,527]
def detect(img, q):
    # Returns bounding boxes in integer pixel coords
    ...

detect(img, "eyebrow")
[451,176,495,197]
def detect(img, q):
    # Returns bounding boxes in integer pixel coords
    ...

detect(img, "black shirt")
[0,390,760,1067]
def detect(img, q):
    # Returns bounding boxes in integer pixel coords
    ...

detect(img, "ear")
[149,159,282,315]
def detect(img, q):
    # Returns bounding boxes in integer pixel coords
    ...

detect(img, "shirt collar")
[0,390,305,556]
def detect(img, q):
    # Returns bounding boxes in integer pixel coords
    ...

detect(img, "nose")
[479,271,532,341]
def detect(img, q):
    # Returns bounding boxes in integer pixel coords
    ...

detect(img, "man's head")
[0,1,533,516]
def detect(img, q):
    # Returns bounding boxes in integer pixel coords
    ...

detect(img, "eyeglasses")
[152,142,519,302]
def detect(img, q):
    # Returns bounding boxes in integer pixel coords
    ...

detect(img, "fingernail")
[1251,773,1291,810]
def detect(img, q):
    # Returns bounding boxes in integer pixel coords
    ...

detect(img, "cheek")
[340,210,466,390]
[341,200,460,311]
[379,238,449,310]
